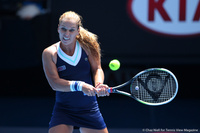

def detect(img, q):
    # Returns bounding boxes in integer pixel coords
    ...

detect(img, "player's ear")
[77,26,80,36]
[78,26,80,33]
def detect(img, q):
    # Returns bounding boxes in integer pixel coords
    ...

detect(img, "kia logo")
[127,0,200,37]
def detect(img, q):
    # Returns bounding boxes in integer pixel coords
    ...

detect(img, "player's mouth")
[63,37,69,41]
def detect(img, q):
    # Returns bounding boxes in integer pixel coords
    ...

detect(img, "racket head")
[130,68,178,106]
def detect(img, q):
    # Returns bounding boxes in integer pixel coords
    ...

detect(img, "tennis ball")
[109,59,120,71]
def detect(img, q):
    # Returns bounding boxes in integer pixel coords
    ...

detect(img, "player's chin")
[61,41,69,45]
[61,39,71,45]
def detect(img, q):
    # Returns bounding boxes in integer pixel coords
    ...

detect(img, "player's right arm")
[42,45,96,95]
[42,46,72,92]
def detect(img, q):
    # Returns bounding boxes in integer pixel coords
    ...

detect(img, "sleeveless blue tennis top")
[49,41,106,129]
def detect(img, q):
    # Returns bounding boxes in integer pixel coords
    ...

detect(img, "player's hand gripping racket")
[107,68,178,106]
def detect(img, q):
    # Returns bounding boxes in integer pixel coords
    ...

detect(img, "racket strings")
[131,71,177,103]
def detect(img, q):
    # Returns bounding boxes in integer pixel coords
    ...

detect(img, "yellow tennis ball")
[109,59,120,71]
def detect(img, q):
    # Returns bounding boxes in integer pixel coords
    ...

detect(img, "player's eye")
[69,29,75,32]
[61,28,67,32]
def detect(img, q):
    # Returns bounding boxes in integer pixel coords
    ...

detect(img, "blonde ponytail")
[76,26,101,59]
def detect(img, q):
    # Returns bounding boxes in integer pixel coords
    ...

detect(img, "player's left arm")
[89,56,104,86]
[88,54,109,96]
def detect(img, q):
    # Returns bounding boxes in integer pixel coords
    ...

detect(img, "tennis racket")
[107,68,178,106]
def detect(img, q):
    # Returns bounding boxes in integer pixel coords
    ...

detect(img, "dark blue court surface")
[0,127,145,133]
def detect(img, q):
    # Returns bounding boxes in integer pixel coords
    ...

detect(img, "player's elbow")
[47,79,58,91]
[51,85,57,91]
[48,82,56,91]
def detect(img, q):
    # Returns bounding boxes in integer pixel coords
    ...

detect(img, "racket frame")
[108,68,179,106]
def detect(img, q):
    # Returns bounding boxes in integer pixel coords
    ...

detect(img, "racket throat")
[108,87,116,93]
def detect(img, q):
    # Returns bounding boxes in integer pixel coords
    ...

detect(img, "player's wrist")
[70,81,85,92]
[95,82,102,88]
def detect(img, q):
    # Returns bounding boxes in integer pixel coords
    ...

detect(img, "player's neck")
[60,42,76,56]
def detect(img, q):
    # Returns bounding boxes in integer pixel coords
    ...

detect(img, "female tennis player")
[42,11,109,133]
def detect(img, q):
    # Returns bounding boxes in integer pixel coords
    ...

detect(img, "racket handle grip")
[95,88,114,93]
[83,87,113,95]
[97,88,113,93]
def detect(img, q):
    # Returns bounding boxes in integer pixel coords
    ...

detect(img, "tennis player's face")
[58,20,79,46]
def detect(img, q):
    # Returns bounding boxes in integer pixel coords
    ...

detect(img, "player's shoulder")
[43,42,58,55]
[42,42,58,63]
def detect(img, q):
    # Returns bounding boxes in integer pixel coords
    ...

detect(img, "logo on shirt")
[57,65,66,72]
[85,57,88,61]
